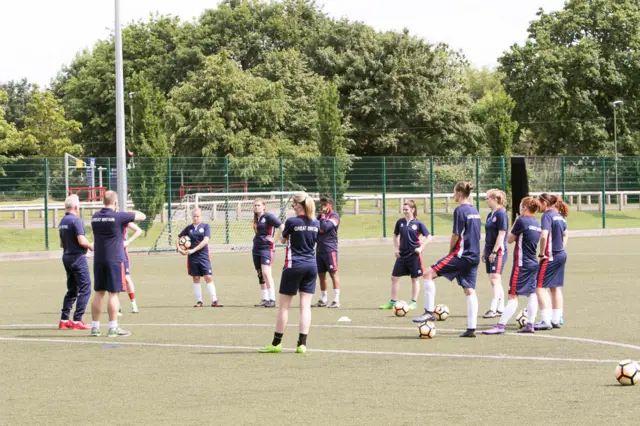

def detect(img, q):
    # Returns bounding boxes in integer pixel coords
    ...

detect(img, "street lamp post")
[612,100,623,192]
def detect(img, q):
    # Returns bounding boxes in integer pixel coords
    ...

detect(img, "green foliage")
[500,0,640,155]
[313,84,350,214]
[0,79,36,130]
[127,74,169,234]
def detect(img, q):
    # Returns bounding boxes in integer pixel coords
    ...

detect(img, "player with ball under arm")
[177,208,222,308]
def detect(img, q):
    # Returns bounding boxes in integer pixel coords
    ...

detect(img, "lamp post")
[612,100,623,192]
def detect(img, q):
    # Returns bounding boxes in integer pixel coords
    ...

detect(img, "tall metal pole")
[114,0,128,210]
[613,106,618,192]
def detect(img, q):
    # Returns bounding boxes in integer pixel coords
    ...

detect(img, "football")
[394,301,409,317]
[616,360,640,386]
[434,304,449,321]
[516,308,528,329]
[417,321,436,339]
[178,236,192,251]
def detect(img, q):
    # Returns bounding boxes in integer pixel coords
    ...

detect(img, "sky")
[1,0,567,87]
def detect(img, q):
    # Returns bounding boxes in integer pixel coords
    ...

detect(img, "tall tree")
[314,83,350,214]
[0,91,20,161]
[127,73,170,234]
[500,0,640,155]
[0,79,36,130]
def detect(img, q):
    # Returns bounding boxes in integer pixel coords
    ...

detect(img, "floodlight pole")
[114,0,128,210]
[64,153,69,196]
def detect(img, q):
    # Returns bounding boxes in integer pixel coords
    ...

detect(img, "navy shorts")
[537,252,567,289]
[317,251,338,274]
[280,265,318,296]
[392,253,424,278]
[94,261,126,293]
[63,255,91,290]
[432,254,479,289]
[484,249,507,275]
[252,250,274,271]
[509,263,538,296]
[187,256,213,277]
[124,260,131,276]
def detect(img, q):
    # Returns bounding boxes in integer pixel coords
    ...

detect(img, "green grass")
[0,237,640,424]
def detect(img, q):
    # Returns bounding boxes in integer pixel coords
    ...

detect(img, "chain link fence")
[1,156,639,251]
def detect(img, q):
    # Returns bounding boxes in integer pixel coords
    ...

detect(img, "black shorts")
[317,251,338,273]
[94,261,126,293]
[280,265,318,296]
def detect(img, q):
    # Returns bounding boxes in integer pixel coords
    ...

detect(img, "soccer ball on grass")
[434,304,449,321]
[516,308,528,329]
[394,301,409,317]
[417,321,436,339]
[616,360,640,386]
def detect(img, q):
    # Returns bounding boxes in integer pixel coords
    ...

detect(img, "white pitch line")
[0,336,622,364]
[2,322,640,352]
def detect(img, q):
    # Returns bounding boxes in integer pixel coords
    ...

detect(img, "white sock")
[499,299,518,325]
[268,286,276,301]
[108,320,118,329]
[261,289,269,301]
[498,292,505,312]
[92,321,100,329]
[206,282,217,302]
[489,298,499,313]
[192,284,202,302]
[466,294,478,329]
[552,309,563,323]
[334,289,340,303]
[526,294,538,325]
[321,291,328,303]
[423,279,436,312]
[541,308,552,324]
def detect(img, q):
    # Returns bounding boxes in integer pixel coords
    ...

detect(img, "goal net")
[150,191,299,252]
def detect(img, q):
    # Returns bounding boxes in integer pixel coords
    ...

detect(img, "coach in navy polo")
[89,190,146,337]
[58,194,94,330]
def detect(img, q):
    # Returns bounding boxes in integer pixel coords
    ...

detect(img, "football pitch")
[1,236,639,425]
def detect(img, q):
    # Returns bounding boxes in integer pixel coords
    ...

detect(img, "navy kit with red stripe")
[431,204,482,288]
[508,216,541,296]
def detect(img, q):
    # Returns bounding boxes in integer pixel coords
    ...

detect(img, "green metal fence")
[1,156,640,252]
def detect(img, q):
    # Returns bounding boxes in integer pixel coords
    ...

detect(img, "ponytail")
[293,192,316,219]
[556,199,570,217]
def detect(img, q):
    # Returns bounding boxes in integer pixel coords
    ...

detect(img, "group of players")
[378,181,568,337]
[57,182,568,348]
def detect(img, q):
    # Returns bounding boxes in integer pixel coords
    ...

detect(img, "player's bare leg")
[259,293,292,353]
[313,272,329,307]
[297,292,313,352]
[106,291,131,337]
[327,271,341,308]
[90,291,105,336]
[379,276,401,309]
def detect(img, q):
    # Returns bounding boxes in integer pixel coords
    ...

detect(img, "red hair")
[521,197,540,214]
[538,193,569,217]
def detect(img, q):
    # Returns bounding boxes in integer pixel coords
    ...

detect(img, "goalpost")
[150,191,300,252]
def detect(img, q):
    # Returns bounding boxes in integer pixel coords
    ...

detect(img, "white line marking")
[0,336,621,364]
[2,322,640,352]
